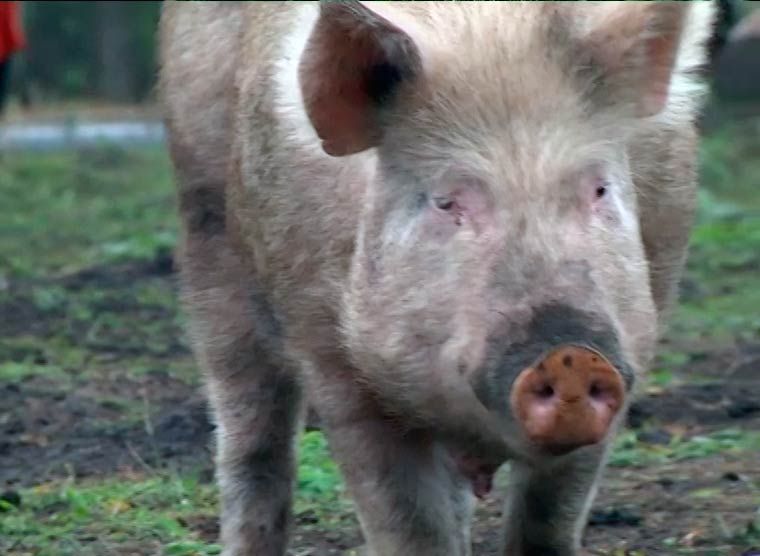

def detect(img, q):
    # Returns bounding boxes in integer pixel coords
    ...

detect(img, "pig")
[158,2,716,555]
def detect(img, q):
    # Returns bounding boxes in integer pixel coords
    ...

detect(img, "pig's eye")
[433,196,455,212]
[595,184,607,199]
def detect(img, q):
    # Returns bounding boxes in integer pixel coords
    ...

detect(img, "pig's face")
[347,86,650,456]
[299,2,708,458]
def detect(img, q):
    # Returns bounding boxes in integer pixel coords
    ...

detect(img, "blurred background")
[0,2,758,556]
[3,2,159,114]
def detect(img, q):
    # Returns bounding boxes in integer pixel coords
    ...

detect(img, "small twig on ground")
[125,441,156,476]
[63,462,76,487]
[140,383,164,465]
[141,385,154,438]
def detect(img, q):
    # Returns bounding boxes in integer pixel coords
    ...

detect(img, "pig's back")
[159,1,246,187]
[159,2,303,183]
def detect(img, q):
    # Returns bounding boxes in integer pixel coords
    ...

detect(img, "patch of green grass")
[698,122,760,212]
[648,368,676,387]
[648,351,690,387]
[163,541,222,556]
[295,431,352,523]
[662,512,760,556]
[0,431,348,556]
[0,472,219,556]
[1,334,89,372]
[30,284,69,313]
[731,512,760,548]
[118,354,199,383]
[689,487,722,500]
[0,276,186,384]
[609,428,760,468]
[0,335,89,384]
[0,146,176,278]
[0,361,68,383]
[670,123,760,344]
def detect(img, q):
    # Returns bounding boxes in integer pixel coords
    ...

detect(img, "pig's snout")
[510,345,624,455]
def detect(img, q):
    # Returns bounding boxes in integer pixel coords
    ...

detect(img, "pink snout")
[510,345,625,455]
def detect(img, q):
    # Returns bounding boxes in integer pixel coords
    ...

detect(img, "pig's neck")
[239,125,374,322]
[241,4,375,338]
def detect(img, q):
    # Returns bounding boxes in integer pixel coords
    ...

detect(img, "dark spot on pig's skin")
[179,187,225,235]
[562,354,573,368]
[275,503,288,530]
[248,290,283,342]
[242,438,288,485]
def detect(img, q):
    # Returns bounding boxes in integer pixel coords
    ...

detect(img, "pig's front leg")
[304,356,477,556]
[318,408,475,556]
[501,443,610,556]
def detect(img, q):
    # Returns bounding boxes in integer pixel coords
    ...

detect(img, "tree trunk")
[97,1,135,102]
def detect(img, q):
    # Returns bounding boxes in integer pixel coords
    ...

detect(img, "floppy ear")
[298,1,422,156]
[580,2,711,117]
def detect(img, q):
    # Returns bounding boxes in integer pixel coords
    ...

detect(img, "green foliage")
[17,2,162,101]
[295,431,352,521]
[0,360,66,382]
[164,542,222,556]
[668,122,760,342]
[30,285,68,313]
[609,428,760,468]
[0,472,219,556]
[0,146,175,278]
[0,432,349,556]
[297,432,342,498]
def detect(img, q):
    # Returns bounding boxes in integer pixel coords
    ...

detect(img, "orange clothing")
[0,1,25,62]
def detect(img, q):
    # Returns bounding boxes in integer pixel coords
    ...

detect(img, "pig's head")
[298,2,714,462]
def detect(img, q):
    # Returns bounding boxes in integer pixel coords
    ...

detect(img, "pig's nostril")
[536,384,554,399]
[589,382,602,398]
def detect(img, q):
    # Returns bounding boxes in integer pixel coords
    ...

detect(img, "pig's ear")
[299,1,422,156]
[580,3,705,117]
